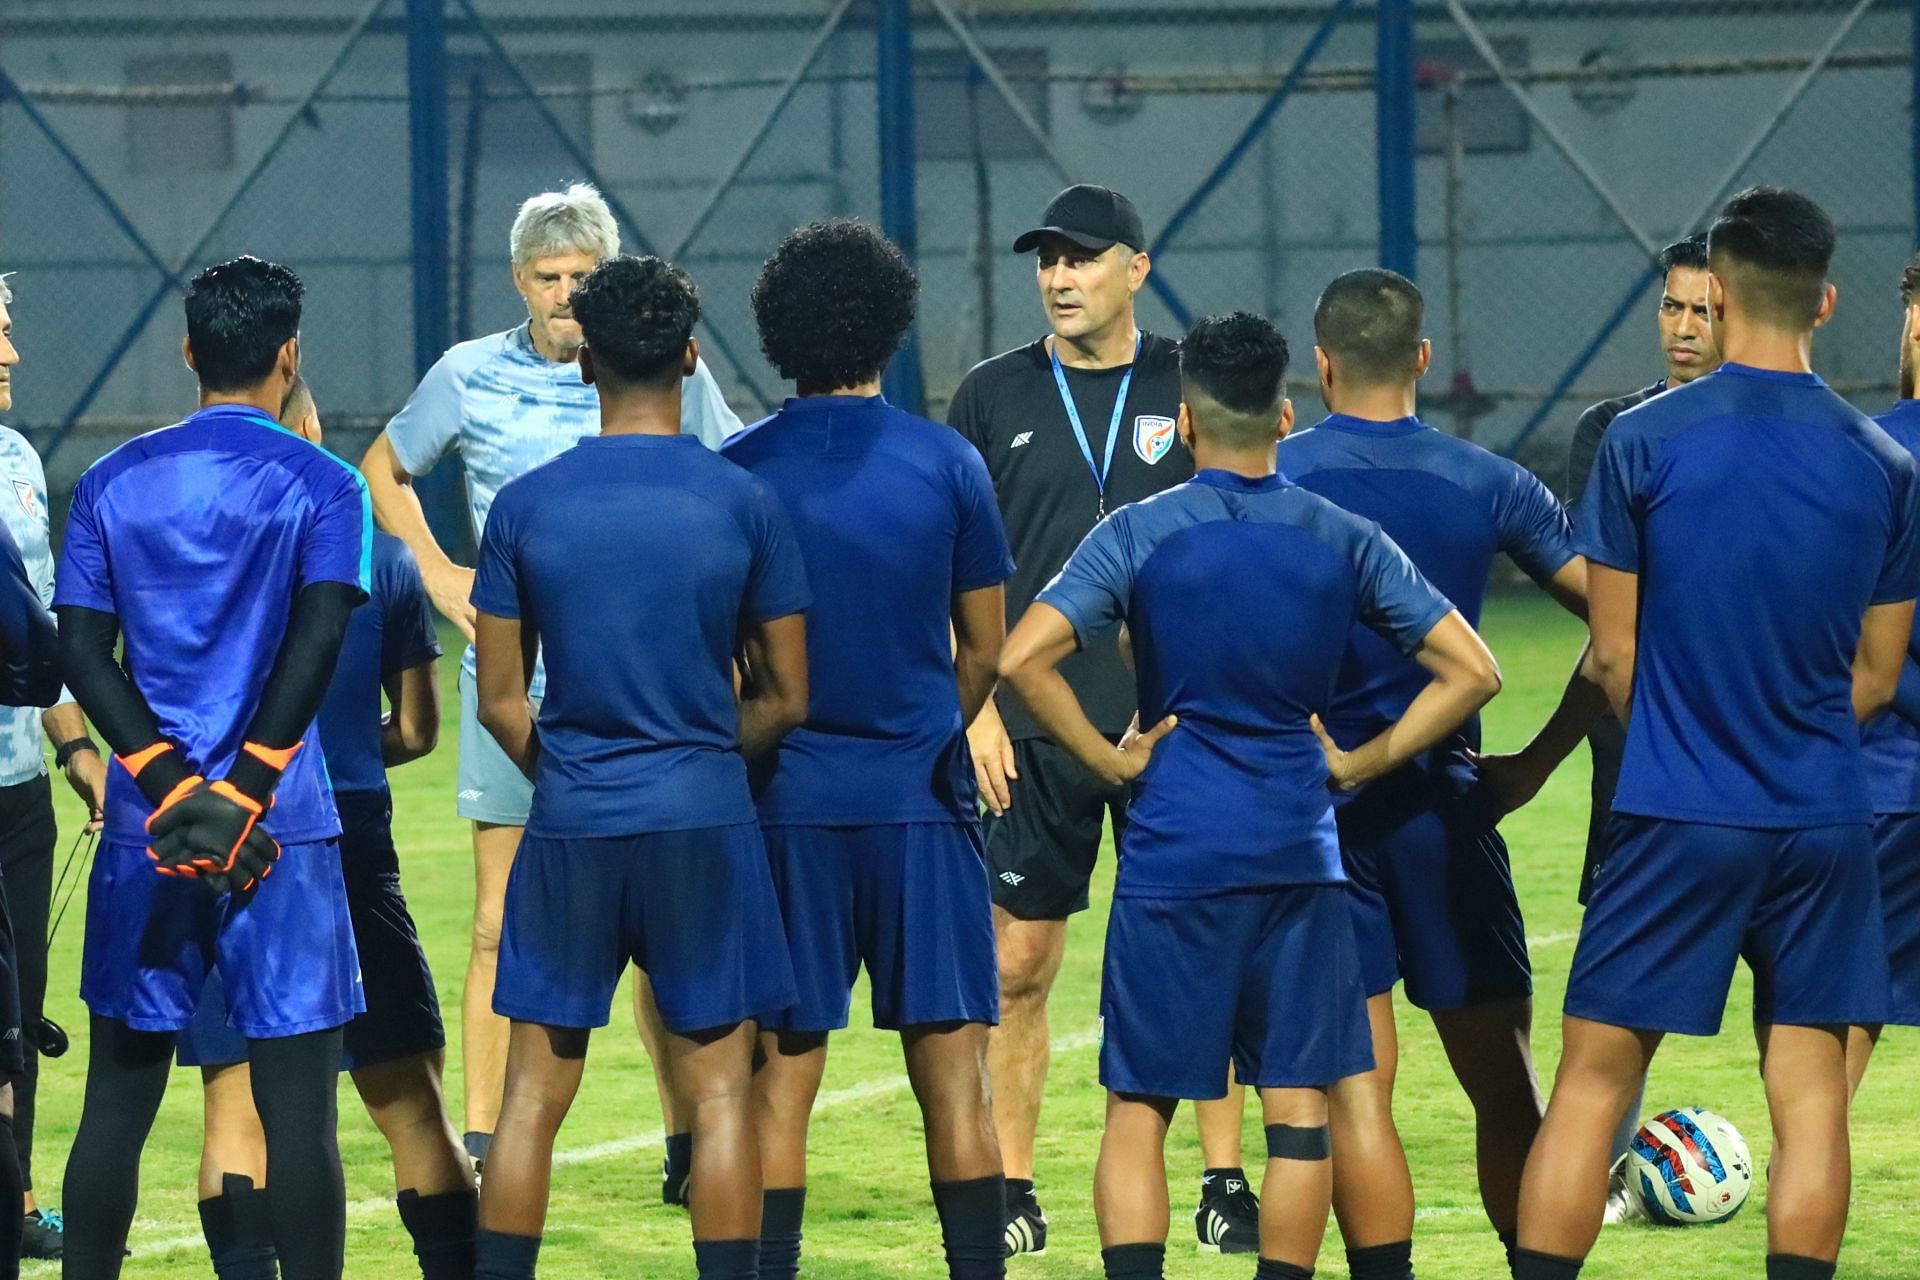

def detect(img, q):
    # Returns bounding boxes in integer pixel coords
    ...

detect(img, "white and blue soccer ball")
[1625,1107,1754,1225]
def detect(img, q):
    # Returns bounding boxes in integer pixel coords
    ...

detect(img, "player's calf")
[905,1022,1005,1280]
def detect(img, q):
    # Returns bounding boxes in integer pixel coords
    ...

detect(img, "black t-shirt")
[949,331,1193,739]
[1566,380,1662,510]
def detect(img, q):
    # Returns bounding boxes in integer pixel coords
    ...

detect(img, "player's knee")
[997,943,1059,1003]
[1266,1122,1333,1162]
[469,907,505,955]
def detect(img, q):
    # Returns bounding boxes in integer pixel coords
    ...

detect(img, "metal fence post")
[407,0,450,381]
[1376,0,1417,278]
[877,0,926,414]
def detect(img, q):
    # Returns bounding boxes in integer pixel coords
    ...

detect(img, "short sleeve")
[743,484,812,622]
[470,486,523,620]
[1565,404,1608,509]
[1035,514,1133,648]
[301,464,373,597]
[1352,521,1454,655]
[947,368,989,455]
[1874,453,1920,605]
[380,544,444,674]
[681,357,745,451]
[1571,425,1649,573]
[951,447,1015,593]
[384,350,467,477]
[1495,460,1576,585]
[52,471,113,613]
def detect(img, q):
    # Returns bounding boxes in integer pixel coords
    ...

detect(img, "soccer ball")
[1625,1107,1754,1225]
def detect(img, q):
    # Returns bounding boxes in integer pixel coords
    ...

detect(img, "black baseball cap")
[1012,185,1146,255]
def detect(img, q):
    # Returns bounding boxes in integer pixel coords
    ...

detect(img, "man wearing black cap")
[948,185,1256,1256]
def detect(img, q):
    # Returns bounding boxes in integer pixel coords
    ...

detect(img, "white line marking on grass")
[135,1026,1105,1257]
[1529,929,1579,950]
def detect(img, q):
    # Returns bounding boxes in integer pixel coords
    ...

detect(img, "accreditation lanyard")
[1050,333,1141,517]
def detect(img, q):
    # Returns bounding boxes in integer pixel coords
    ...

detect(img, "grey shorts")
[456,665,539,826]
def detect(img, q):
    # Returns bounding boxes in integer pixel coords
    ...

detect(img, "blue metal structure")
[407,0,450,382]
[876,0,927,415]
[1376,0,1418,279]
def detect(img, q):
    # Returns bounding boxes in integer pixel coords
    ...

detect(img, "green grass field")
[24,592,1920,1277]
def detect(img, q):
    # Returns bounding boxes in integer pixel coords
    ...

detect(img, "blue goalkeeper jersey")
[1037,469,1452,896]
[471,433,811,839]
[54,404,373,844]
[722,395,1015,826]
[1575,363,1920,828]
[1864,398,1920,816]
[1279,414,1574,755]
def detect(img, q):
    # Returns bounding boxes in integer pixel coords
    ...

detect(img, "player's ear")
[182,336,198,375]
[1127,250,1150,295]
[1706,271,1727,321]
[1413,338,1432,380]
[1175,401,1194,449]
[1907,303,1920,347]
[1812,281,1837,330]
[1313,346,1332,396]
[682,337,700,377]
[577,344,598,387]
[278,335,299,383]
[1276,397,1295,442]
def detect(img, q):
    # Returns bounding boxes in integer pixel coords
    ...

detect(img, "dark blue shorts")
[763,822,998,1033]
[1567,815,1889,1035]
[1100,885,1373,1099]
[177,791,444,1069]
[80,837,363,1039]
[1337,767,1530,1012]
[1873,810,1920,1027]
[495,823,796,1034]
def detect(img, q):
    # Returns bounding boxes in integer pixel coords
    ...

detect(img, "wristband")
[54,737,100,770]
[225,739,302,807]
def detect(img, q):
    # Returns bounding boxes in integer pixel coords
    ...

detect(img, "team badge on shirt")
[12,480,34,519]
[1133,415,1176,465]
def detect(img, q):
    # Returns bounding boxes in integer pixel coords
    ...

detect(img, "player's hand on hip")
[64,748,107,835]
[425,561,478,642]
[1310,714,1359,792]
[968,701,1018,816]
[1465,747,1547,818]
[1112,714,1177,783]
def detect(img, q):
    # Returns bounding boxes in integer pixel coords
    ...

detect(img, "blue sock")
[474,1227,541,1280]
[932,1175,1005,1279]
[759,1187,806,1280]
[1511,1248,1583,1280]
[1101,1242,1165,1280]
[199,1174,277,1280]
[693,1237,760,1280]
[1765,1257,1836,1280]
[1347,1239,1413,1280]
[1254,1259,1314,1280]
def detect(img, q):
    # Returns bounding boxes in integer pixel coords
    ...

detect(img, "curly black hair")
[1181,311,1290,420]
[184,256,303,392]
[752,220,917,393]
[569,254,701,385]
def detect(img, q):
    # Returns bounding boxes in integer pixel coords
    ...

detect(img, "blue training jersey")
[385,322,742,699]
[722,395,1015,826]
[316,531,443,796]
[1037,469,1453,896]
[1279,414,1574,755]
[1864,399,1920,816]
[54,404,373,844]
[1575,363,1920,828]
[471,433,811,839]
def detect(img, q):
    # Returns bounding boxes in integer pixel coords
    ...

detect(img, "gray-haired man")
[360,184,742,1172]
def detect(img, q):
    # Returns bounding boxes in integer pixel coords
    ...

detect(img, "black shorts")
[177,789,444,1069]
[1580,717,1626,904]
[985,736,1128,920]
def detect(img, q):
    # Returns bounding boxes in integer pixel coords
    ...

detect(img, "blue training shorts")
[81,837,363,1039]
[1101,884,1373,1099]
[1873,810,1920,1028]
[1338,765,1530,1012]
[495,823,796,1034]
[763,822,998,1033]
[1567,815,1889,1035]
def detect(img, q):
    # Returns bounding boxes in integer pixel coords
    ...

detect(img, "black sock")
[1202,1166,1247,1197]
[664,1131,693,1200]
[396,1187,478,1280]
[1005,1176,1036,1207]
[464,1131,493,1167]
[932,1175,1005,1280]
[1766,1256,1837,1280]
[1102,1242,1165,1280]
[693,1238,760,1280]
[1511,1247,1584,1280]
[1254,1260,1314,1280]
[248,1029,345,1280]
[199,1174,278,1280]
[759,1187,806,1280]
[1347,1239,1413,1280]
[61,1016,176,1277]
[474,1227,541,1280]
[1497,1230,1518,1271]
[0,1114,21,1276]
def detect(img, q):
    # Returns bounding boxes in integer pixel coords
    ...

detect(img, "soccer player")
[360,183,740,1178]
[1001,310,1500,1280]
[470,254,806,1280]
[1847,251,1920,1099]
[0,272,107,1262]
[723,221,1013,1280]
[950,185,1256,1253]
[175,375,476,1279]
[1511,187,1918,1280]
[1275,268,1586,1274]
[54,256,371,1280]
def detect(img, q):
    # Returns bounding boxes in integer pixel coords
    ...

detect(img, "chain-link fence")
[1,0,1914,527]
